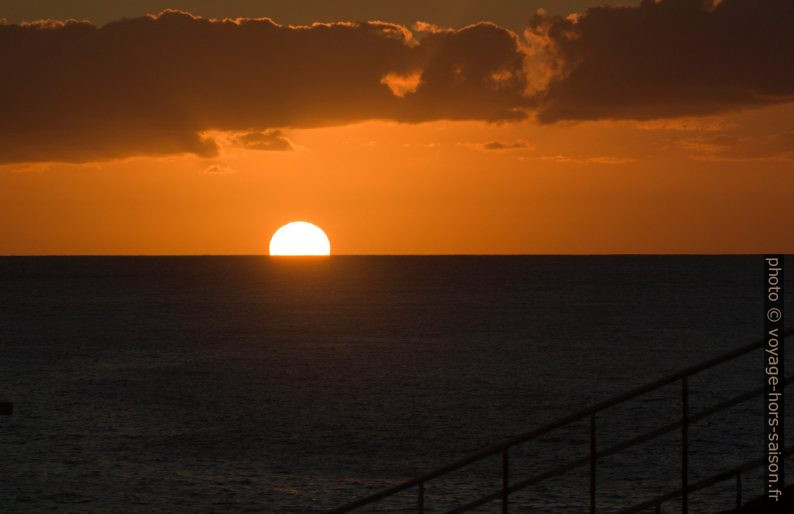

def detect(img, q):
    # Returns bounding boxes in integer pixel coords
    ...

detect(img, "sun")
[269,221,331,256]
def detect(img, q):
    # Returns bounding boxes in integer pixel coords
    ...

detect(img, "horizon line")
[0,252,787,257]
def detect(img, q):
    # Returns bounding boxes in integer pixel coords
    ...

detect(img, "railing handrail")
[617,446,794,514]
[441,375,793,514]
[331,327,794,513]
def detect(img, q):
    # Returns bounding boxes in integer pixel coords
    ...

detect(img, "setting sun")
[269,221,331,256]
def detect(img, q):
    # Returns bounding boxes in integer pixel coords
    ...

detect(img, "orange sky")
[1,2,793,254]
[3,104,793,255]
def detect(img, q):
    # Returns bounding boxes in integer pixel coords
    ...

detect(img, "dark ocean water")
[0,256,791,513]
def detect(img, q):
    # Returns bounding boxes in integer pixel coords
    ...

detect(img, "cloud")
[380,71,422,98]
[529,0,794,122]
[232,130,294,151]
[467,140,532,151]
[413,21,447,34]
[677,132,794,161]
[541,154,637,164]
[3,3,793,164]
[203,164,237,174]
[631,117,737,132]
[0,10,529,163]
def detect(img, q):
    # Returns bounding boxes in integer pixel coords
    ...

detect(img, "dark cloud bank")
[530,0,794,123]
[0,0,791,163]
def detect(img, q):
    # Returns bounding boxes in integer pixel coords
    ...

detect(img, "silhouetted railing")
[619,446,793,513]
[331,327,793,513]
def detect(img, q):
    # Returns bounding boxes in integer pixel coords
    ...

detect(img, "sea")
[0,255,791,513]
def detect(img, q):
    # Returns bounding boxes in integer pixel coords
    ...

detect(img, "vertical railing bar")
[682,377,689,514]
[418,481,424,514]
[502,449,509,514]
[590,413,597,514]
[736,472,741,508]
[655,502,661,514]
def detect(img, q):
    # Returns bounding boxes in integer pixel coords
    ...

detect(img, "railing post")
[682,377,688,514]
[418,482,424,514]
[590,413,596,514]
[736,473,741,508]
[502,449,509,514]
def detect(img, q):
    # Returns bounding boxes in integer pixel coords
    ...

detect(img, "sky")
[1,0,793,255]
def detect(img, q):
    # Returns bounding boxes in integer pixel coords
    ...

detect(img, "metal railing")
[618,446,793,514]
[331,327,793,513]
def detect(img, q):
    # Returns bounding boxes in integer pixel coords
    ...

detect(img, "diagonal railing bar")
[443,378,791,514]
[617,446,794,514]
[330,327,794,513]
